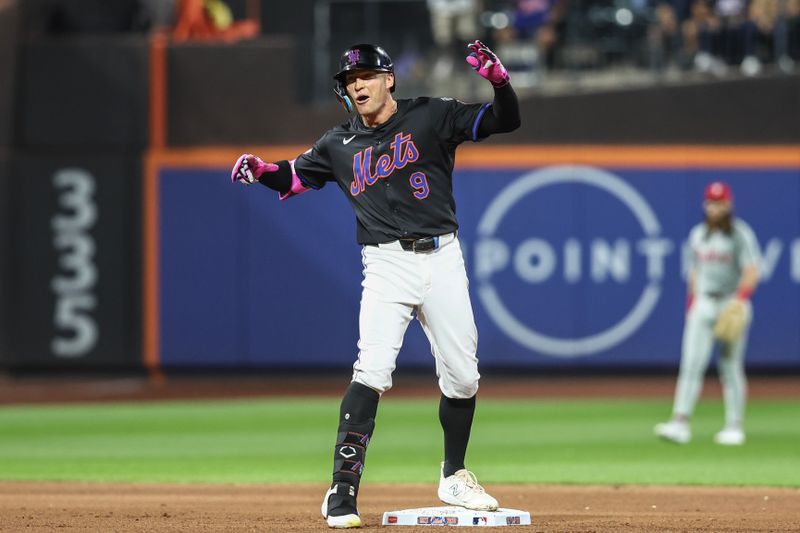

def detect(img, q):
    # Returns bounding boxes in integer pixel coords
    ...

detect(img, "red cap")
[704,181,733,202]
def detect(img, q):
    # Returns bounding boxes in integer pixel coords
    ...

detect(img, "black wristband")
[257,159,292,194]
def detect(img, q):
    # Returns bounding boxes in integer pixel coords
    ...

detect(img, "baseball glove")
[713,299,747,344]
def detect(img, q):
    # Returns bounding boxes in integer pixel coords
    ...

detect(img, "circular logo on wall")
[474,165,671,357]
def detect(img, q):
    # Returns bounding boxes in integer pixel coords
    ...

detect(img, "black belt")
[704,291,727,299]
[365,235,442,252]
[399,235,439,252]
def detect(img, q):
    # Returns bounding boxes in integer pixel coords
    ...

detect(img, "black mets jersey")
[293,97,492,245]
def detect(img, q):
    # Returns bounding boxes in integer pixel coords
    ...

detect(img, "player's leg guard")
[323,382,379,521]
[332,418,374,490]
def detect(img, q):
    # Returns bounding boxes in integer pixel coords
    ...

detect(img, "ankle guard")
[325,482,359,518]
[333,419,374,489]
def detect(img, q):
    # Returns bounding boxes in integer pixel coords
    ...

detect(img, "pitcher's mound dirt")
[1,482,798,532]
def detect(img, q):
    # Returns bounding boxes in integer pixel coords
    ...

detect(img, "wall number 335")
[51,169,99,358]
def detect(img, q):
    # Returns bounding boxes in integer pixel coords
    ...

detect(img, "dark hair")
[704,212,733,238]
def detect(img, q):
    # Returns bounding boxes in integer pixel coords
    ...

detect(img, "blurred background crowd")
[17,0,800,100]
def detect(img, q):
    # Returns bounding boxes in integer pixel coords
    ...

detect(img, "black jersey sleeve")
[476,84,521,138]
[293,132,337,189]
[429,97,493,145]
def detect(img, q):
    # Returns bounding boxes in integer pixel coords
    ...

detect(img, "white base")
[382,506,531,527]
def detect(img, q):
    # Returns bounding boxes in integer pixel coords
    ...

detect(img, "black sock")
[331,382,380,493]
[339,382,380,423]
[439,394,476,477]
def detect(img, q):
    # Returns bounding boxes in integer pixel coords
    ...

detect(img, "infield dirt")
[2,482,799,532]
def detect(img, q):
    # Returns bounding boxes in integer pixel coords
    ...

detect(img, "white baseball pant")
[673,294,752,427]
[351,233,480,399]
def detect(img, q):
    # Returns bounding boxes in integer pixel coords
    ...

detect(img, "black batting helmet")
[333,44,395,112]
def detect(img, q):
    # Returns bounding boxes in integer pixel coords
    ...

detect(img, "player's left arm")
[465,40,521,136]
[734,221,761,301]
[715,260,757,343]
[713,223,760,342]
[476,84,521,136]
[736,264,759,300]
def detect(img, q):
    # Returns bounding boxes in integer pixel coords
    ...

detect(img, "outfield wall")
[4,153,142,369]
[2,34,799,372]
[148,146,800,371]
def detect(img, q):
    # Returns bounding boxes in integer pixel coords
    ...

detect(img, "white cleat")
[326,514,362,529]
[714,427,745,446]
[321,483,362,529]
[654,420,691,444]
[437,463,499,511]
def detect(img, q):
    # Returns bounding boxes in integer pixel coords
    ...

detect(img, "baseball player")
[231,42,520,528]
[655,181,760,446]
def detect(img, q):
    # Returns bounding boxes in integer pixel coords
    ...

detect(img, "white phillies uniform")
[672,218,759,426]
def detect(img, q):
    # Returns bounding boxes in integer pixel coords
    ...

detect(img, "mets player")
[655,181,760,446]
[231,42,520,528]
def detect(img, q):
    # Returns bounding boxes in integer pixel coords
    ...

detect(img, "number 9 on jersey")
[409,172,430,200]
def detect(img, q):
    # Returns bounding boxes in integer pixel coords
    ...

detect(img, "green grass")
[0,397,798,486]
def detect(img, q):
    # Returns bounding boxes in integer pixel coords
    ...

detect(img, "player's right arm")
[686,267,696,312]
[230,153,292,193]
[685,225,702,312]
[230,133,335,199]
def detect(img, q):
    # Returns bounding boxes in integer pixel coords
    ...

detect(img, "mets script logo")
[350,132,419,196]
[474,166,673,357]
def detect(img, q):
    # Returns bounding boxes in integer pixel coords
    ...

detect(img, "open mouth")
[356,95,370,105]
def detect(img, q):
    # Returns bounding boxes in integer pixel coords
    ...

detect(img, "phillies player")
[231,42,520,528]
[655,181,760,446]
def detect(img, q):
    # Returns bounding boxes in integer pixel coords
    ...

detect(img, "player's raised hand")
[465,40,509,88]
[231,153,279,185]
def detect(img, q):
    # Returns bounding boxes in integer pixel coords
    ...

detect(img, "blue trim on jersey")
[472,103,492,142]
[295,168,323,190]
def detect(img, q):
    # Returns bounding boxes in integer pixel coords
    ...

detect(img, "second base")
[382,506,531,527]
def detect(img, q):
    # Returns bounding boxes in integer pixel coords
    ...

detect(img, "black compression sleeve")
[257,159,292,195]
[476,84,521,137]
[439,394,476,477]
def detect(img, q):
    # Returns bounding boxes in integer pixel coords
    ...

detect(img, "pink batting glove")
[230,153,279,185]
[466,40,510,88]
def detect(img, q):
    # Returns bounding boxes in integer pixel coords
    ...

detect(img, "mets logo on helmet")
[347,49,360,64]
